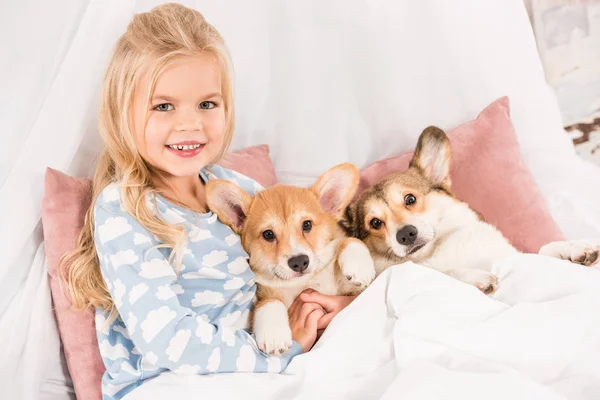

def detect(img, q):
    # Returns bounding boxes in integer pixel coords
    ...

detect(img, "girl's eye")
[302,220,312,232]
[199,101,216,109]
[154,103,174,112]
[262,230,276,242]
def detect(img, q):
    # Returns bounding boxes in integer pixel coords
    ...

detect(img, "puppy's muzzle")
[288,254,309,273]
[397,225,418,245]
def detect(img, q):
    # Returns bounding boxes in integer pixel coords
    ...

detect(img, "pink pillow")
[41,145,278,400]
[218,144,278,187]
[358,97,564,253]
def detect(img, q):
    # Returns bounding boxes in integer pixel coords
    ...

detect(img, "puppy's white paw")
[446,269,499,295]
[339,240,376,290]
[539,240,600,266]
[253,301,293,355]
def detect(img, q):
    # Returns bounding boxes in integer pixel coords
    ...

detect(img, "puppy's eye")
[262,230,276,242]
[405,194,417,206]
[302,220,312,232]
[370,218,383,230]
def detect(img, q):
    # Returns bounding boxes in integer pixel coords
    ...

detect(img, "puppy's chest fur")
[421,219,519,272]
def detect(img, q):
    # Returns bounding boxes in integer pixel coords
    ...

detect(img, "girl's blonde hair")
[61,3,235,315]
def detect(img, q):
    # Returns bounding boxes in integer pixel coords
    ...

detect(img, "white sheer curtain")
[0,1,135,398]
[1,1,600,399]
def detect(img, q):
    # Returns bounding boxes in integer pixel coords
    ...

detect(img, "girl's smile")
[165,141,205,158]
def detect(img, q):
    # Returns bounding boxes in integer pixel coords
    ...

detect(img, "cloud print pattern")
[93,166,301,400]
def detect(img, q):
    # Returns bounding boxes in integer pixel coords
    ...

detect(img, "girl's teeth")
[168,144,201,150]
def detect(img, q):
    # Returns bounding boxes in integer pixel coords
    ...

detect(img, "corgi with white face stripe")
[341,126,600,294]
[206,163,376,355]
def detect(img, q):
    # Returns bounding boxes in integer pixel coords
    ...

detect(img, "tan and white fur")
[341,127,600,294]
[206,163,376,355]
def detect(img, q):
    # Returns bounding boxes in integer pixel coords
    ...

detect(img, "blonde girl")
[61,4,354,399]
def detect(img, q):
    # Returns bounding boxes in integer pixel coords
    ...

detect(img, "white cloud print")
[166,329,191,363]
[96,314,110,335]
[113,279,126,308]
[207,347,220,372]
[127,312,138,335]
[98,217,132,244]
[112,325,131,340]
[220,311,241,327]
[182,268,226,280]
[195,314,215,344]
[163,208,187,224]
[236,345,256,372]
[139,258,174,279]
[141,306,177,343]
[236,291,255,307]
[110,250,139,270]
[99,340,129,360]
[141,351,158,372]
[202,250,228,267]
[120,361,141,377]
[227,257,249,274]
[222,327,236,347]
[230,170,250,181]
[128,283,149,305]
[172,283,184,294]
[103,185,120,203]
[189,227,212,242]
[224,277,245,291]
[133,233,151,245]
[192,291,225,307]
[156,284,176,300]
[225,234,240,247]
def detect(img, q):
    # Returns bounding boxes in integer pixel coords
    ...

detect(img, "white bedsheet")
[123,255,600,400]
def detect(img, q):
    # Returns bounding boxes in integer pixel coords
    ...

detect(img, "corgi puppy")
[341,127,600,294]
[206,163,376,355]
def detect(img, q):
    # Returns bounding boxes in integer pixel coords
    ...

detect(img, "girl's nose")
[175,109,203,132]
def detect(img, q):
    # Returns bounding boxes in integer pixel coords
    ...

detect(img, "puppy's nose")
[397,225,418,245]
[288,254,309,273]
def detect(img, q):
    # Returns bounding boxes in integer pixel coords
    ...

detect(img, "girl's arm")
[94,202,301,374]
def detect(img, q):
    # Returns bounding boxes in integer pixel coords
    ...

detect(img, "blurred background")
[526,0,600,165]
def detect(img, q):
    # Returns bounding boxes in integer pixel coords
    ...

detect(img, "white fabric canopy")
[1,1,599,399]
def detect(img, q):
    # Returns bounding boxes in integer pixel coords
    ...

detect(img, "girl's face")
[133,53,226,179]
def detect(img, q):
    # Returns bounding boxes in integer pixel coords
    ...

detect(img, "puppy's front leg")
[337,238,376,291]
[444,268,499,294]
[539,239,600,266]
[253,299,293,355]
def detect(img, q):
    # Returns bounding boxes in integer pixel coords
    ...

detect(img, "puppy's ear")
[205,179,252,234]
[338,202,358,237]
[409,126,452,187]
[310,163,360,219]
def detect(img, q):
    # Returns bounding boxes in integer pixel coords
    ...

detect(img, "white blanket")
[123,254,600,400]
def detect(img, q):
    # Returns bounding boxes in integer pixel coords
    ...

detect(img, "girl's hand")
[299,289,357,330]
[287,297,325,353]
